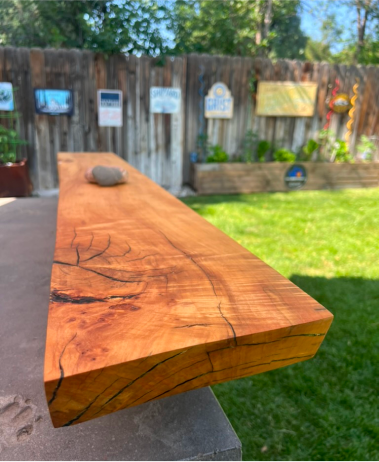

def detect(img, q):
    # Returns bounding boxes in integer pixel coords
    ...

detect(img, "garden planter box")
[0,159,33,197]
[192,162,379,195]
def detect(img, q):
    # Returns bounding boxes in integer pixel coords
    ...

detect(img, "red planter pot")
[0,159,33,197]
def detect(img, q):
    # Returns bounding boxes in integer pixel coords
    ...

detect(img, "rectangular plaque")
[205,83,234,119]
[256,82,318,117]
[150,87,181,114]
[98,90,123,127]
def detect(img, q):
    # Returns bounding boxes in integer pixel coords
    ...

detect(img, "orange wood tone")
[45,153,333,428]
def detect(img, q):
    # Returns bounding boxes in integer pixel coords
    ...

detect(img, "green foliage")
[332,139,352,163]
[304,39,334,62]
[257,140,271,162]
[242,130,258,163]
[0,125,27,164]
[318,128,334,142]
[168,0,305,59]
[318,129,335,161]
[301,139,319,161]
[206,144,229,163]
[182,188,379,461]
[0,0,169,55]
[269,6,307,60]
[318,130,352,163]
[273,148,296,162]
[357,135,376,161]
[196,133,210,163]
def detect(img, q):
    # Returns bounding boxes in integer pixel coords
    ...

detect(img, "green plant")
[196,133,210,163]
[242,130,258,163]
[331,139,352,163]
[301,138,319,161]
[318,128,335,161]
[273,148,296,162]
[357,135,376,161]
[0,125,27,164]
[206,144,229,163]
[257,140,271,162]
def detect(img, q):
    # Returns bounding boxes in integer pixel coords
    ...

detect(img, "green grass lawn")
[182,189,379,461]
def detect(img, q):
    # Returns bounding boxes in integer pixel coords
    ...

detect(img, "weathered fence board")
[0,47,378,190]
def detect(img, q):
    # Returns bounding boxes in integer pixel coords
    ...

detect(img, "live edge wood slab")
[45,153,333,428]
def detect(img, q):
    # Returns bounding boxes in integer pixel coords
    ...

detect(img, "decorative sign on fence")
[284,164,307,190]
[34,89,74,116]
[257,82,318,117]
[150,87,181,114]
[0,83,14,111]
[205,82,233,119]
[98,90,123,127]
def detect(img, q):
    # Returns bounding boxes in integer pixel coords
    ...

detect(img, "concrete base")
[0,198,241,461]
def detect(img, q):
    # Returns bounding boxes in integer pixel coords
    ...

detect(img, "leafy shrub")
[301,139,319,161]
[257,140,271,162]
[196,133,210,163]
[318,128,334,161]
[0,125,27,164]
[273,148,296,162]
[242,130,258,162]
[332,139,352,163]
[357,135,376,161]
[206,144,229,163]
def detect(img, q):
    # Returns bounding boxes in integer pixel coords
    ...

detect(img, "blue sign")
[0,83,14,111]
[34,89,74,116]
[205,82,234,119]
[285,165,307,190]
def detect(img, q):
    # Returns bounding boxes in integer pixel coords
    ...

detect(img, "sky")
[300,1,358,52]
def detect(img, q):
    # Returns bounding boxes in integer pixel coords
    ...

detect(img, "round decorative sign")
[285,165,307,190]
[330,93,350,113]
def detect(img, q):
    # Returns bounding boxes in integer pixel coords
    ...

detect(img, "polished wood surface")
[45,153,333,428]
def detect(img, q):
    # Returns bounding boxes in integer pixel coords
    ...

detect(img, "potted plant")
[0,124,32,197]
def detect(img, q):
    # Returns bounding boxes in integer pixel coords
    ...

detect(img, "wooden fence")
[1,47,379,190]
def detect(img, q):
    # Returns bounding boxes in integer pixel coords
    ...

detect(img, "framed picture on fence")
[34,89,74,116]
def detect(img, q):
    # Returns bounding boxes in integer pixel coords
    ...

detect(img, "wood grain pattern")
[45,152,333,427]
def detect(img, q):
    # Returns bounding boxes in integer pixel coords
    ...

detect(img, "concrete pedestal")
[0,198,241,461]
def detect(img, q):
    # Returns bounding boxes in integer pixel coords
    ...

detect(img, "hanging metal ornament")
[345,78,360,143]
[324,79,340,130]
[329,93,351,113]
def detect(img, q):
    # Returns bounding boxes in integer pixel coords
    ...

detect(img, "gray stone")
[92,165,125,186]
[0,198,241,461]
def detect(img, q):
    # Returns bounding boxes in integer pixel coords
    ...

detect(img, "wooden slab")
[45,153,333,428]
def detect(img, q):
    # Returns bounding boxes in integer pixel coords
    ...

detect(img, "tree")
[168,0,306,59]
[304,40,334,62]
[269,4,308,60]
[306,0,379,65]
[168,0,262,56]
[0,0,169,55]
[354,0,374,62]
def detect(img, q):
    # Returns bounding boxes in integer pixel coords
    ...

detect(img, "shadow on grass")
[290,274,379,321]
[214,275,379,461]
[181,189,351,213]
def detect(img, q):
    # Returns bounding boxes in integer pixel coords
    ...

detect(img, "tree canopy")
[0,0,169,55]
[1,0,379,65]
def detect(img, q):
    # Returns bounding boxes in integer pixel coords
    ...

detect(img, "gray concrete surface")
[0,198,242,461]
